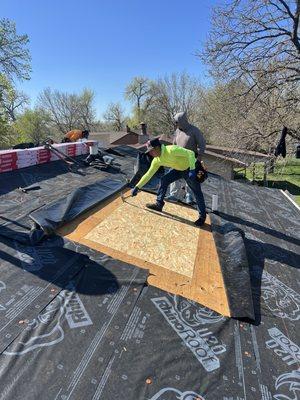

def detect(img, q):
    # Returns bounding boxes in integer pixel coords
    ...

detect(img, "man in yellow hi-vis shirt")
[131,138,206,226]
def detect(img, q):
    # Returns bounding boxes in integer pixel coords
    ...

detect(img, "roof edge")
[280,189,300,213]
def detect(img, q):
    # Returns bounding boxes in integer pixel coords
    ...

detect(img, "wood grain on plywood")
[85,192,199,278]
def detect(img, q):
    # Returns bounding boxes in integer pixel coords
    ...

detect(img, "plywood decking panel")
[147,221,229,313]
[85,192,199,278]
[58,190,230,316]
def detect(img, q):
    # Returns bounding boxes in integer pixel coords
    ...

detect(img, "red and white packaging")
[67,145,76,157]
[37,149,51,164]
[0,151,18,163]
[0,140,98,173]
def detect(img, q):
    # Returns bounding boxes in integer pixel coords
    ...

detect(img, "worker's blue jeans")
[157,169,206,218]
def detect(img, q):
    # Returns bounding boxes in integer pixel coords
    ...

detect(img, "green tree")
[12,109,52,145]
[0,114,12,149]
[0,18,31,81]
[0,73,29,121]
[0,74,12,147]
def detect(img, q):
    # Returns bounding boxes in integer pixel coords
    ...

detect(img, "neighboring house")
[204,145,272,179]
[89,124,149,147]
[202,150,247,180]
[109,130,139,145]
[88,132,111,146]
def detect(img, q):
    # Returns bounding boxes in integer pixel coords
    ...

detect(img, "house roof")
[0,144,299,399]
[90,131,139,145]
[88,132,111,143]
[110,131,139,144]
[204,150,248,166]
[206,144,272,163]
[206,144,270,156]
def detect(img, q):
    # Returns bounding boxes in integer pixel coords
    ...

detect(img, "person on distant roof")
[131,138,206,226]
[62,129,89,143]
[168,112,206,204]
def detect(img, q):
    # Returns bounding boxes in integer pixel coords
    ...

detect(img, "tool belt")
[195,160,208,183]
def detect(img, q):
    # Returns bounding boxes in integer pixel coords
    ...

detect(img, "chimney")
[139,122,149,144]
[141,122,147,135]
[126,125,131,133]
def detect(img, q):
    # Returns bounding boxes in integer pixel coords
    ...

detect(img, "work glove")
[188,169,197,179]
[131,187,139,197]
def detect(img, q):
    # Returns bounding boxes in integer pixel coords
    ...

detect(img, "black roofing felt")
[0,147,299,399]
[30,179,127,236]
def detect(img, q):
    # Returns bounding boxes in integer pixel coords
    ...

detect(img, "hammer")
[120,179,132,202]
[121,191,132,202]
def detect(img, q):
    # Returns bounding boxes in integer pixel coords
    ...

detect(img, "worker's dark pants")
[157,169,206,218]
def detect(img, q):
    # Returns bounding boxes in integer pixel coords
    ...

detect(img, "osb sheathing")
[58,190,230,316]
[85,192,199,278]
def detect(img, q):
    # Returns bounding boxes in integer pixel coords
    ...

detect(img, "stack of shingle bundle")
[0,141,97,173]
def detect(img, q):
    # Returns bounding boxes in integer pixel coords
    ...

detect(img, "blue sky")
[1,0,217,117]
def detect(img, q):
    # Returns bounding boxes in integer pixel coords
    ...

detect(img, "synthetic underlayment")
[0,147,299,399]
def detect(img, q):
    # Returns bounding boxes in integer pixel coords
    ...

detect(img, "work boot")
[146,201,165,212]
[194,215,206,227]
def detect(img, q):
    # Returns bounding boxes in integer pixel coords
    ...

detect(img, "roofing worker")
[62,129,89,143]
[169,112,206,204]
[131,138,206,226]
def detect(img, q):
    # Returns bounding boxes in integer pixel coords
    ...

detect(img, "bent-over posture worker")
[131,138,206,226]
[62,129,89,143]
[169,112,206,204]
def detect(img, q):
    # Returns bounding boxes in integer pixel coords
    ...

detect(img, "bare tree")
[38,88,96,134]
[0,19,31,81]
[147,72,204,136]
[200,0,300,98]
[77,89,97,131]
[198,78,300,152]
[103,102,126,131]
[197,0,300,150]
[125,77,154,122]
[2,87,29,121]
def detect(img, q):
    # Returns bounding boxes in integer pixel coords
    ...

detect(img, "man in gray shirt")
[168,112,206,203]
